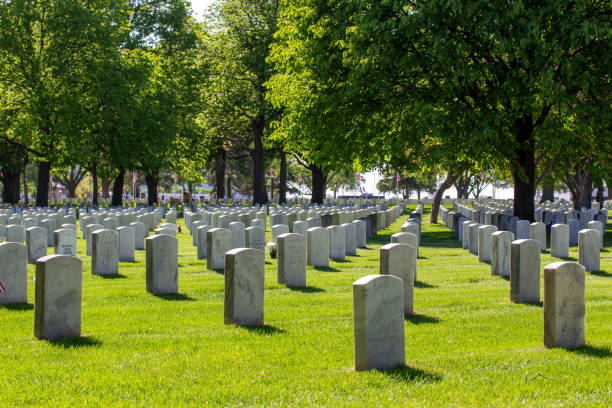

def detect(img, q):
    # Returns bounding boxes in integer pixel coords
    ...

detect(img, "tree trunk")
[279,149,287,204]
[145,173,159,206]
[252,117,268,205]
[595,185,604,207]
[430,170,459,224]
[606,179,611,201]
[22,162,28,206]
[226,173,232,200]
[579,172,593,210]
[540,183,554,203]
[512,117,536,221]
[310,164,326,204]
[111,168,125,207]
[2,169,21,204]
[92,164,99,205]
[215,148,226,202]
[36,161,51,207]
[101,180,111,199]
[269,176,274,202]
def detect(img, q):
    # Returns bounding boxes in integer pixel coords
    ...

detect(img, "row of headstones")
[0,231,180,339]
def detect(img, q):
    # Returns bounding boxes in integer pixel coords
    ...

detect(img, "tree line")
[1,0,610,219]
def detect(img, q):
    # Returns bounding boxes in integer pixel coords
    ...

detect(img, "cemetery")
[0,0,611,406]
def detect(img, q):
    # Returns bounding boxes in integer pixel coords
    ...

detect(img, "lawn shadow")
[500,275,510,281]
[0,302,33,311]
[414,281,437,289]
[265,261,273,265]
[97,273,127,279]
[521,301,543,307]
[378,365,442,383]
[240,324,285,335]
[405,313,441,324]
[590,270,611,278]
[417,256,429,259]
[287,285,325,293]
[153,293,196,301]
[313,266,341,272]
[567,344,612,359]
[48,335,102,349]
[560,256,578,262]
[359,246,375,251]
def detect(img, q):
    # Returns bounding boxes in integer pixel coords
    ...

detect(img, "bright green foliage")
[0,210,610,405]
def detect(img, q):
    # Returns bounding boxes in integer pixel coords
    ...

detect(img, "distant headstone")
[271,224,289,244]
[510,239,540,303]
[543,262,585,349]
[197,225,212,260]
[568,219,580,246]
[587,220,604,250]
[146,234,179,294]
[516,220,530,240]
[491,231,513,277]
[390,232,418,281]
[307,227,329,267]
[353,275,405,372]
[550,224,569,258]
[91,229,119,276]
[327,225,346,261]
[277,233,307,287]
[530,222,546,252]
[224,248,265,326]
[40,219,56,247]
[54,229,77,257]
[0,242,27,304]
[292,220,309,237]
[229,222,246,249]
[85,224,103,256]
[353,220,367,248]
[578,229,600,272]
[342,223,357,256]
[207,228,232,270]
[245,226,266,252]
[26,227,47,264]
[380,243,415,314]
[34,255,82,340]
[468,223,481,255]
[117,226,135,262]
[478,225,497,263]
[130,222,147,250]
[5,224,25,244]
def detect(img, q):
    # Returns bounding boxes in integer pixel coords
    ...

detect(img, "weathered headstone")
[353,220,367,248]
[327,225,346,261]
[277,233,307,287]
[5,224,25,244]
[54,229,77,257]
[34,255,82,340]
[390,232,418,281]
[85,224,103,256]
[307,227,329,267]
[0,242,27,304]
[224,248,265,326]
[271,224,289,244]
[245,226,266,252]
[478,225,498,263]
[578,229,600,272]
[117,226,135,262]
[342,223,357,256]
[491,231,513,277]
[568,219,580,246]
[551,224,569,258]
[530,222,547,252]
[587,220,604,250]
[26,227,47,264]
[146,234,179,294]
[229,222,246,249]
[196,224,212,260]
[543,262,585,349]
[130,221,146,250]
[510,239,541,303]
[468,223,481,255]
[353,275,405,372]
[91,229,119,276]
[207,228,232,270]
[380,243,415,314]
[40,219,56,247]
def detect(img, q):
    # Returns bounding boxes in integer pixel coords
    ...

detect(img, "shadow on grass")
[378,365,442,383]
[240,325,285,335]
[287,285,325,293]
[567,344,612,359]
[313,266,341,272]
[48,335,102,349]
[501,275,510,281]
[521,301,543,307]
[0,302,33,311]
[560,256,578,262]
[405,313,441,324]
[415,281,437,289]
[154,293,196,301]
[590,270,611,278]
[265,261,273,265]
[417,256,429,259]
[97,273,127,279]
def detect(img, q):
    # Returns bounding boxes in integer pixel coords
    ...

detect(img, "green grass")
[1,206,610,407]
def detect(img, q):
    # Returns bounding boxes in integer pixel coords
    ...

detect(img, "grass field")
[1,206,610,407]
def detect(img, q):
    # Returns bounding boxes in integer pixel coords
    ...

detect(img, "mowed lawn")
[0,206,610,407]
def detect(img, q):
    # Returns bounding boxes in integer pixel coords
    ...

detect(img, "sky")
[189,0,215,20]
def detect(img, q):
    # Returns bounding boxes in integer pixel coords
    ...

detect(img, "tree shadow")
[0,302,33,311]
[590,270,611,277]
[567,344,612,359]
[287,285,325,293]
[376,365,442,383]
[405,313,441,324]
[153,293,196,301]
[97,273,127,279]
[313,266,341,272]
[48,335,102,349]
[239,324,285,335]
[414,281,437,289]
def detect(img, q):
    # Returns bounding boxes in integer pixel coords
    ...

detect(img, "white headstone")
[550,224,569,258]
[117,226,135,262]
[207,228,232,270]
[224,248,265,326]
[380,243,415,314]
[277,233,306,287]
[26,227,47,264]
[578,229,600,272]
[91,229,119,276]
[146,234,179,294]
[0,242,27,304]
[510,239,540,303]
[307,227,329,267]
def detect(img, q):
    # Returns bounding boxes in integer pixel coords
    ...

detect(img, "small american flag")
[0,280,5,295]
